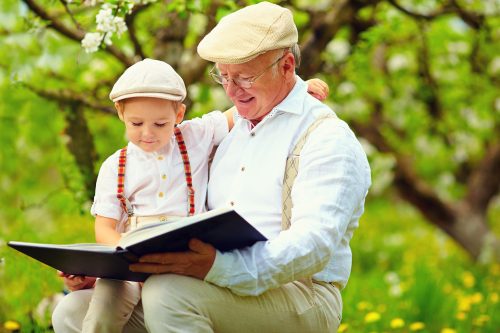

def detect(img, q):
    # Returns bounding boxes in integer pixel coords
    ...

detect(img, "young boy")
[53,58,329,333]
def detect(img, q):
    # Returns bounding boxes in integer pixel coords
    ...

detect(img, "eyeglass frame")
[209,53,287,89]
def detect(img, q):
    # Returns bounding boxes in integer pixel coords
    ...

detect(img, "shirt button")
[250,133,255,137]
[230,201,234,206]
[158,192,164,198]
[157,156,164,160]
[241,167,245,172]
[161,174,167,180]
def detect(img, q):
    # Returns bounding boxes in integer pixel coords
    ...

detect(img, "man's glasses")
[209,54,286,89]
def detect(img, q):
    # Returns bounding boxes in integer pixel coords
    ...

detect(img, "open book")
[8,207,267,282]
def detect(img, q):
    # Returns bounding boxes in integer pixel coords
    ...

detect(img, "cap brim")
[112,92,184,103]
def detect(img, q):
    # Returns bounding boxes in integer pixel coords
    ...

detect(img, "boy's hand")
[57,271,96,291]
[306,78,329,101]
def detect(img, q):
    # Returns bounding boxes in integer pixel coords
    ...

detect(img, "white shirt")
[91,111,228,230]
[206,77,371,296]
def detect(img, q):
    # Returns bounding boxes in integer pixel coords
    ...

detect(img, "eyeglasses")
[209,54,286,89]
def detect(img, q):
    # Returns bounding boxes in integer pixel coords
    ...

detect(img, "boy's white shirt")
[91,111,228,230]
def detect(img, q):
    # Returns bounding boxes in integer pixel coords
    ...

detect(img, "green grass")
[0,197,499,332]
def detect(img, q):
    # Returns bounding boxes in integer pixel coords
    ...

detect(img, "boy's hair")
[110,59,186,103]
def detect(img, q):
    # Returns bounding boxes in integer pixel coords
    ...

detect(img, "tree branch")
[299,0,357,77]
[449,0,484,30]
[22,83,115,115]
[22,0,134,67]
[466,140,500,214]
[416,22,442,120]
[387,0,453,20]
[352,102,456,229]
[125,4,150,59]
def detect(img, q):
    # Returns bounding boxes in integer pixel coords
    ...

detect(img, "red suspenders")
[116,127,195,217]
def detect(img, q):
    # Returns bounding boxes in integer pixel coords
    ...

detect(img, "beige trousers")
[141,274,342,333]
[52,275,342,333]
[51,286,146,333]
[81,279,142,333]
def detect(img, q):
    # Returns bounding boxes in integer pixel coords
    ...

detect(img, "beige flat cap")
[109,58,186,102]
[197,1,298,64]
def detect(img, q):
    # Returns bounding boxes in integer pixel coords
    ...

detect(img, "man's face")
[216,51,294,122]
[117,97,185,153]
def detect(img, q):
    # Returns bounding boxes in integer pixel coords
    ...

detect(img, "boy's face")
[117,97,185,153]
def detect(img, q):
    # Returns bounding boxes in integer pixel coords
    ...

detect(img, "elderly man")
[133,2,371,332]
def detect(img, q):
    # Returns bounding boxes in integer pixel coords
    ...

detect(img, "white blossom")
[337,81,356,96]
[81,32,103,53]
[83,0,97,6]
[387,54,409,72]
[113,16,127,36]
[446,41,469,55]
[96,6,115,33]
[489,56,500,75]
[384,271,400,285]
[326,39,350,62]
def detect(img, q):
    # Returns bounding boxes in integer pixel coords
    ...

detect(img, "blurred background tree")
[0,0,499,329]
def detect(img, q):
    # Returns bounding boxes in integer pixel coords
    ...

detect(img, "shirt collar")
[233,75,307,124]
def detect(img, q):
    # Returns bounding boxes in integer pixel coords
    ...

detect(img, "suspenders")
[116,126,195,218]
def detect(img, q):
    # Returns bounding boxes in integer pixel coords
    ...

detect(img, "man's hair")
[290,44,301,69]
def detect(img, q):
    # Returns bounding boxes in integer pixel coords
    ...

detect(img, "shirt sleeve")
[90,152,125,222]
[204,119,371,296]
[182,110,229,147]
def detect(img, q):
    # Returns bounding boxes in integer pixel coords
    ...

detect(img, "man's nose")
[225,80,241,98]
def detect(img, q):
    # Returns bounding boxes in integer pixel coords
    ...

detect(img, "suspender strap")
[117,146,134,217]
[174,126,195,216]
[281,114,337,230]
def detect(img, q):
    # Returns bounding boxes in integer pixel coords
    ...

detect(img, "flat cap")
[109,58,186,102]
[197,1,298,64]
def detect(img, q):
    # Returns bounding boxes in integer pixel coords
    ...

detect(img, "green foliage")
[342,199,500,332]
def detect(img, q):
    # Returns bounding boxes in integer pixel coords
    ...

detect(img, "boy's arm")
[95,215,122,246]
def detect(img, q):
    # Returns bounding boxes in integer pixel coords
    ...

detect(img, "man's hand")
[130,239,216,280]
[57,271,96,292]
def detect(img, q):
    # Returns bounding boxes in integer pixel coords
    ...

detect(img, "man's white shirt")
[206,77,371,296]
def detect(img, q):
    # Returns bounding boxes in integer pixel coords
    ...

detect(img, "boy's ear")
[115,102,124,121]
[176,103,186,124]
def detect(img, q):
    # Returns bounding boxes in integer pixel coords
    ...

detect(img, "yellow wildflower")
[441,328,457,333]
[462,271,475,288]
[470,292,483,304]
[457,295,471,312]
[3,321,20,331]
[364,311,381,323]
[357,301,371,311]
[337,323,348,332]
[409,322,425,331]
[390,318,405,328]
[490,292,498,303]
[473,314,490,326]
[456,312,467,320]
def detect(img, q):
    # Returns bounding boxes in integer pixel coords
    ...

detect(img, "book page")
[118,206,234,249]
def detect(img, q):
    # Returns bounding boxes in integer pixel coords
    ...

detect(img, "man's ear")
[281,53,295,78]
[176,103,186,124]
[115,102,125,121]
